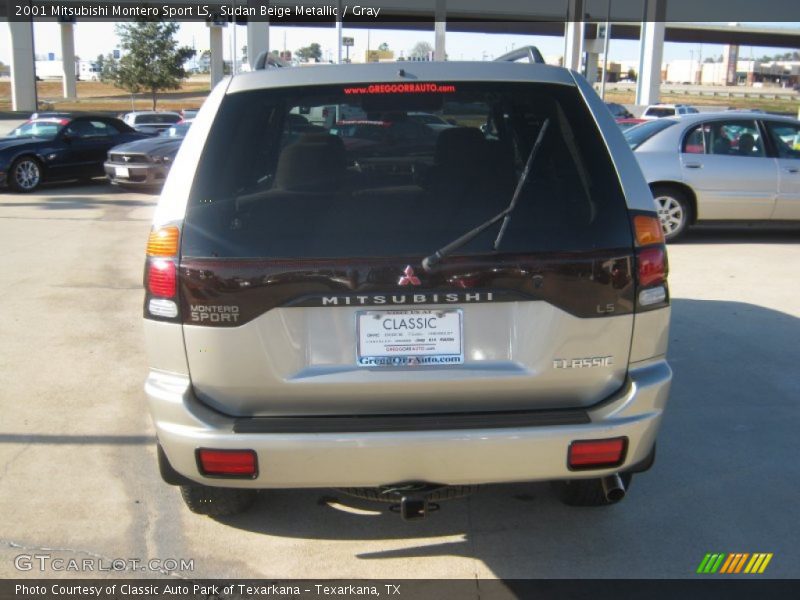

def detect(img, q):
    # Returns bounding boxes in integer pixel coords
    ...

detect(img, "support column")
[434,0,446,61]
[336,0,343,63]
[635,0,665,106]
[246,19,269,70]
[585,52,599,82]
[209,25,225,87]
[9,20,37,112]
[563,0,584,71]
[60,22,77,99]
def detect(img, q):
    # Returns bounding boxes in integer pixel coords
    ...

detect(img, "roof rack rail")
[493,46,545,64]
[254,51,286,70]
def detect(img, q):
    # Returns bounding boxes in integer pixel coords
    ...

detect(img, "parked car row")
[0,112,192,193]
[105,122,191,190]
[4,104,799,246]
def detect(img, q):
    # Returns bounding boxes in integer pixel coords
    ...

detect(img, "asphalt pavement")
[0,182,798,582]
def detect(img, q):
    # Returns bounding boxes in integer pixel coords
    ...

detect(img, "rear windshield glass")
[182,82,632,259]
[624,119,676,149]
[645,107,675,118]
[135,113,180,124]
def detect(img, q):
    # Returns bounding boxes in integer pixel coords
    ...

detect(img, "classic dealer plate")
[356,309,463,367]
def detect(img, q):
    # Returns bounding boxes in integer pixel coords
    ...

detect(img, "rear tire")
[652,186,691,241]
[552,473,633,507]
[179,484,257,516]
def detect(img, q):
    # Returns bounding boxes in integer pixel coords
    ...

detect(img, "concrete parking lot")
[0,182,798,581]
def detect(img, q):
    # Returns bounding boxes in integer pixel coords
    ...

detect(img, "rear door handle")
[684,163,703,169]
[783,166,799,174]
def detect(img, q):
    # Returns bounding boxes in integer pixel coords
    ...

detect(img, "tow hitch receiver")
[339,482,477,520]
[399,495,433,521]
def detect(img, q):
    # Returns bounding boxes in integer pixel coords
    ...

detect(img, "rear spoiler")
[494,46,545,64]
[254,51,287,70]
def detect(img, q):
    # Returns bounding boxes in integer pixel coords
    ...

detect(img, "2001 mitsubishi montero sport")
[143,51,672,519]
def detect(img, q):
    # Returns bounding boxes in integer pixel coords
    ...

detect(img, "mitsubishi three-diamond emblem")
[397,265,421,286]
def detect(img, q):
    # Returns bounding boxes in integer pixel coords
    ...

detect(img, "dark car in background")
[105,123,191,191]
[605,102,634,120]
[0,114,148,192]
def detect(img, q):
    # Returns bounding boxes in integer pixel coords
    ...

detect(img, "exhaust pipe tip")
[601,473,626,503]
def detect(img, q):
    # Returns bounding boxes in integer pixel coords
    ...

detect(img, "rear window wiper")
[421,118,551,272]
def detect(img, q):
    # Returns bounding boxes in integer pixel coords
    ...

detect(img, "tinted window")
[765,121,800,159]
[689,120,764,157]
[645,107,675,118]
[89,120,121,136]
[182,83,632,259]
[605,103,629,118]
[8,120,64,138]
[682,125,705,153]
[135,113,180,124]
[624,119,676,149]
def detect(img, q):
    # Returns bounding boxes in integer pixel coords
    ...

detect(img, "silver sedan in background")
[624,113,800,240]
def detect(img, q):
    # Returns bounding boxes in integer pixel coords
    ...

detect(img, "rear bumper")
[147,359,671,488]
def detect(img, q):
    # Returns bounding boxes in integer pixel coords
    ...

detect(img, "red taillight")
[568,438,627,470]
[197,449,257,477]
[638,247,666,287]
[148,259,176,297]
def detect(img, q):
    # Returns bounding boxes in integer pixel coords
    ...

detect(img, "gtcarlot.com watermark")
[14,554,194,573]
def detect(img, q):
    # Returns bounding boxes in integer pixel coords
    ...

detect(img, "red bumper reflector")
[197,449,257,477]
[147,260,176,298]
[568,438,627,469]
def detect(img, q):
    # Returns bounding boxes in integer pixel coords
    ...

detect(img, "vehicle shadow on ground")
[673,225,800,245]
[212,298,800,578]
[0,181,156,211]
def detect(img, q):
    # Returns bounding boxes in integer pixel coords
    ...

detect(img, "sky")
[1,21,798,68]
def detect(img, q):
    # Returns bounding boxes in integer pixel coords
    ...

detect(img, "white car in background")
[625,112,800,239]
[641,104,699,120]
[121,111,182,134]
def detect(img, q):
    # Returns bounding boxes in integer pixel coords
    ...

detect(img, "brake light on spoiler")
[632,215,669,310]
[144,225,181,320]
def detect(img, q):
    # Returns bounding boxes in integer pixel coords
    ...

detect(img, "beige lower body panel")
[147,359,671,488]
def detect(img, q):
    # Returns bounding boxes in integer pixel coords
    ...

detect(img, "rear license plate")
[114,166,129,178]
[356,309,463,367]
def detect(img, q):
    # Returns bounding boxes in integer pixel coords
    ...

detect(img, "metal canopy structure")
[5,0,800,111]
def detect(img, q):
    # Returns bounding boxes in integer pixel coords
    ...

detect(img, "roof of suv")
[227,61,577,93]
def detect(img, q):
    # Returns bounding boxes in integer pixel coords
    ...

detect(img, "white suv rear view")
[143,51,672,520]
